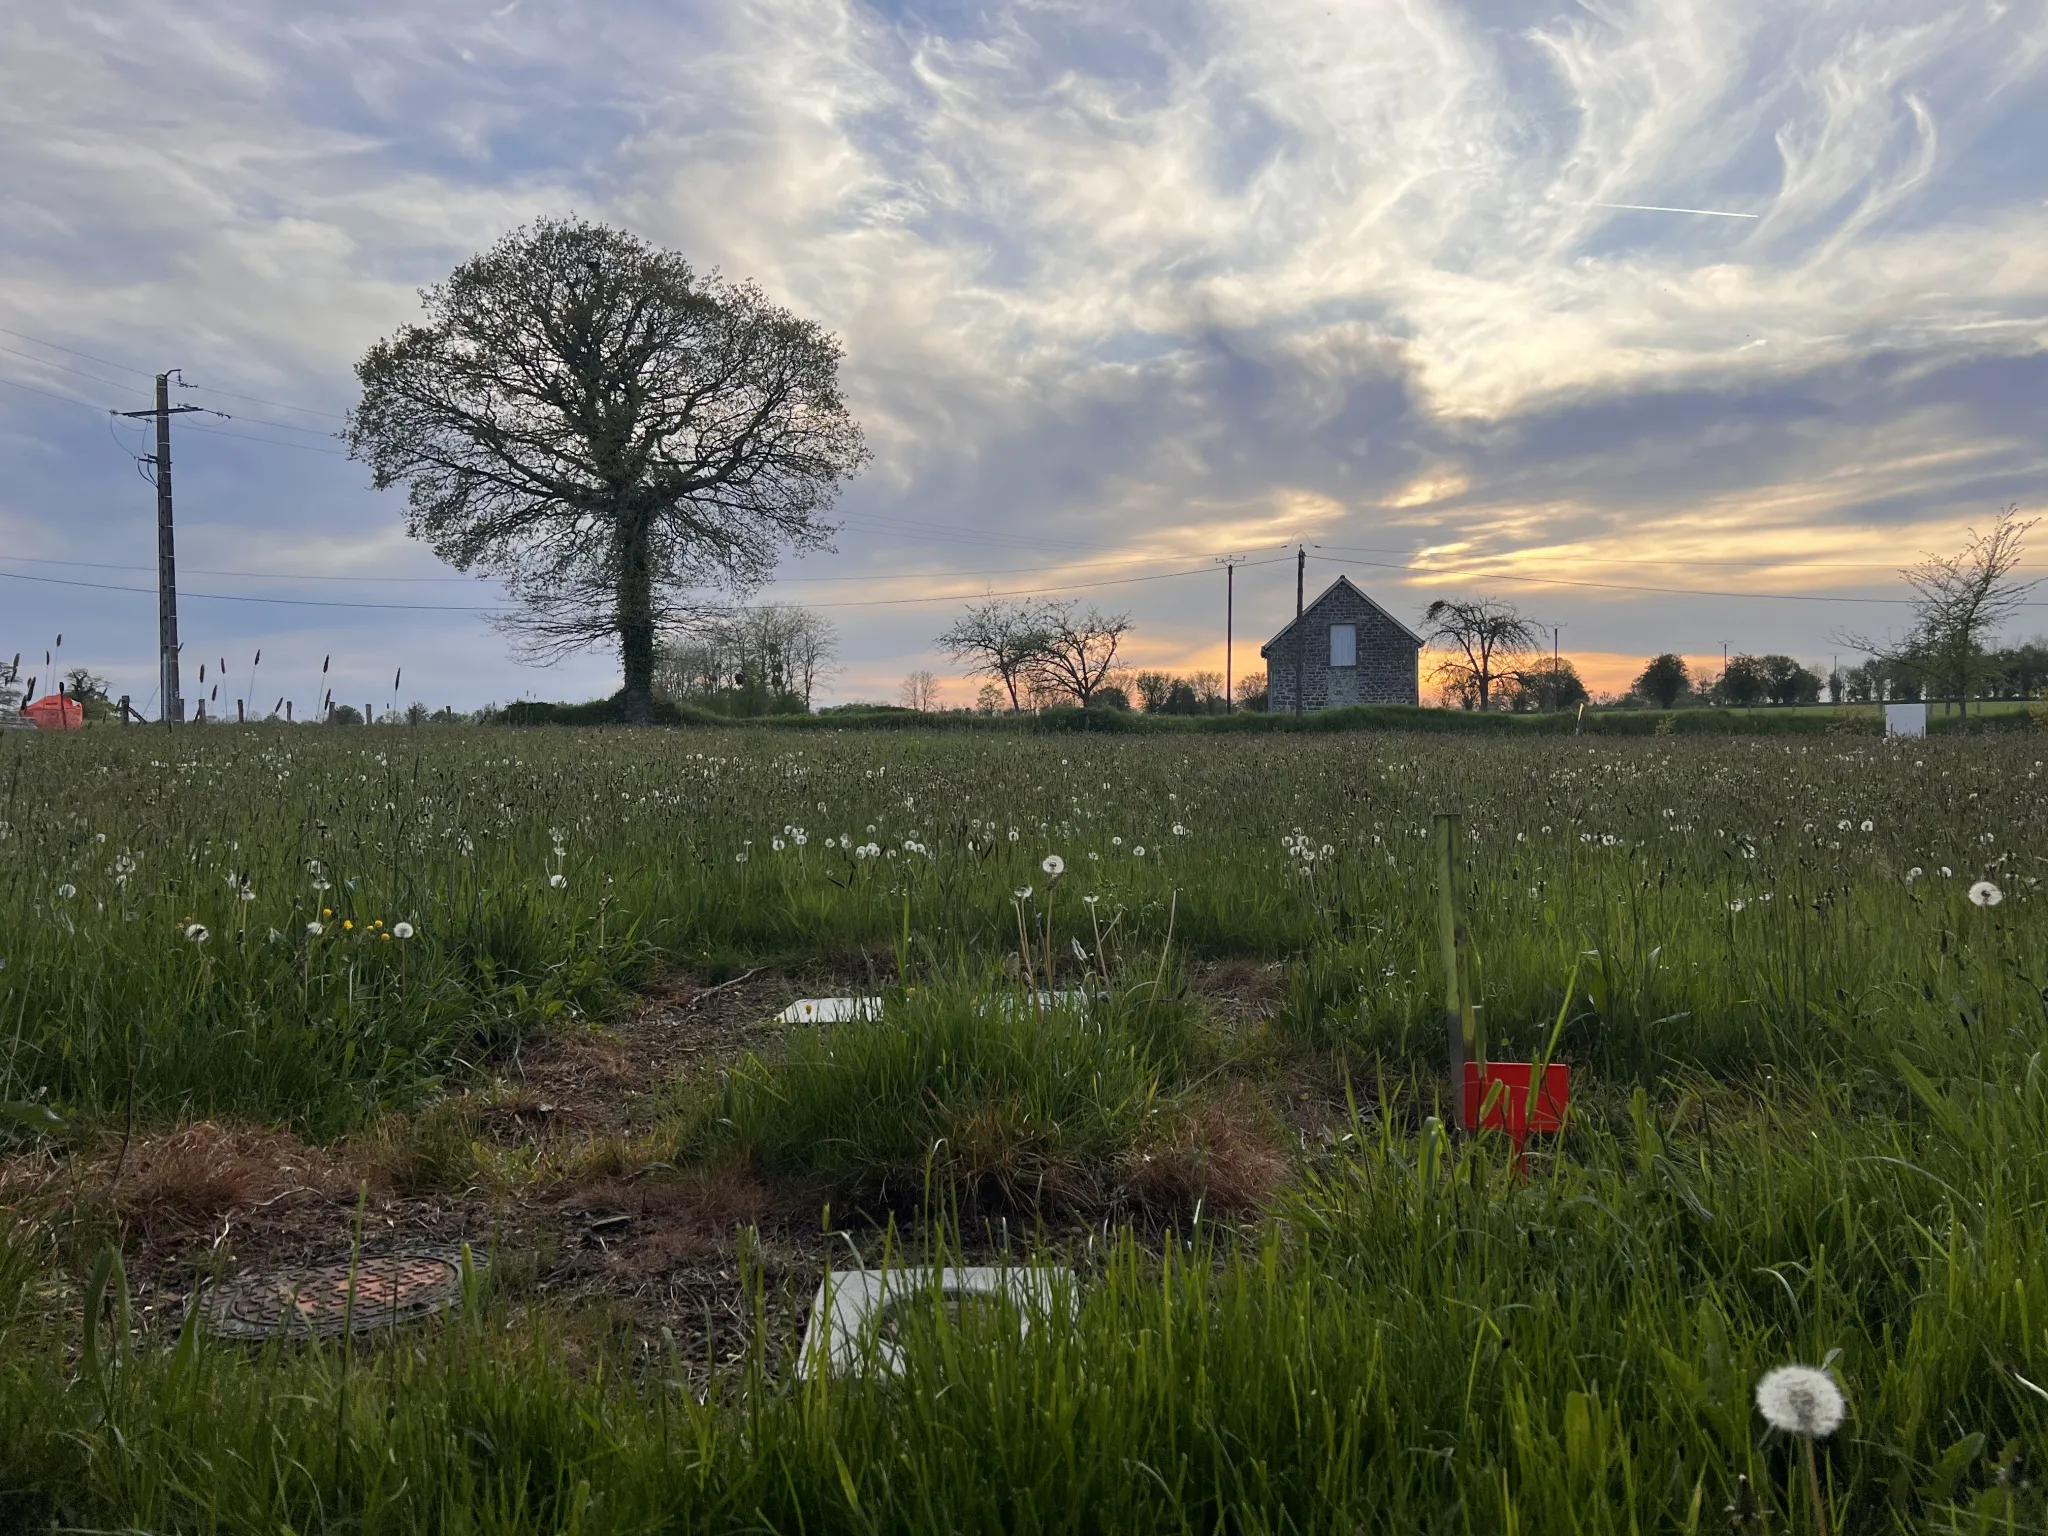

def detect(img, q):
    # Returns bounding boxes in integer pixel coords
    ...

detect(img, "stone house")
[1261,576,1422,712]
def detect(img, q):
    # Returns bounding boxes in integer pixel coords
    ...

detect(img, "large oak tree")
[348,218,867,722]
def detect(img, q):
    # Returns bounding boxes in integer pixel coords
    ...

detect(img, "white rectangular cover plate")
[775,997,884,1023]
[1884,702,1927,738]
[797,1265,1074,1377]
[777,992,1096,1024]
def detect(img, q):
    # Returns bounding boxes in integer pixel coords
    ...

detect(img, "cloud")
[2,0,2045,711]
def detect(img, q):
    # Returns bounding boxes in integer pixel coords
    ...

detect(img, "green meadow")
[1,725,2044,1532]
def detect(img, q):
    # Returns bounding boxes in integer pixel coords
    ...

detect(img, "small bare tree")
[1843,507,2038,716]
[899,670,940,711]
[1029,604,1131,706]
[1422,597,1540,710]
[935,599,1051,711]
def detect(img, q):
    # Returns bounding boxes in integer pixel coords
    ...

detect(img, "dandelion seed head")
[55,884,76,900]
[184,923,209,944]
[548,873,568,889]
[1969,880,2003,907]
[306,921,324,936]
[1754,1365,1845,1438]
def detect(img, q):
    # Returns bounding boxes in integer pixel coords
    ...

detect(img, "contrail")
[1582,200,1760,220]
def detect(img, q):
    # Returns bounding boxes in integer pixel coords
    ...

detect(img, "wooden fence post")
[1433,812,1481,1112]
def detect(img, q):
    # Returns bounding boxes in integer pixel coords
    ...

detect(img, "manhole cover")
[193,1246,480,1340]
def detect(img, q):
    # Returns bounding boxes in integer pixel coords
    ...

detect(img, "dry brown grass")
[111,1121,357,1237]
[1127,1091,1290,1216]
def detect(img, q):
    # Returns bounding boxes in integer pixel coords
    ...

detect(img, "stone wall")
[1263,582,1420,711]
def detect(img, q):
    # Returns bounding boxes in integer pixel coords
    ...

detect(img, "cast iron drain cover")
[193,1247,479,1340]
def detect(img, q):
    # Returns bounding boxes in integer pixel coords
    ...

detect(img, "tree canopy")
[1633,654,1690,709]
[1842,507,2038,714]
[1423,598,1540,710]
[348,217,867,723]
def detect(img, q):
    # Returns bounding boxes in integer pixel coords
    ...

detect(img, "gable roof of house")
[1260,575,1424,653]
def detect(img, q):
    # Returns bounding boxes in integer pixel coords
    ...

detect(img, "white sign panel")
[1884,703,1927,738]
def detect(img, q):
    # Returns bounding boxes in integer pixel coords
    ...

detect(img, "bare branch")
[1421,597,1540,710]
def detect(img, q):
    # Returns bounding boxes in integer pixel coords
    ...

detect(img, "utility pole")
[1215,555,1242,713]
[1293,545,1305,722]
[1550,624,1563,711]
[118,373,201,724]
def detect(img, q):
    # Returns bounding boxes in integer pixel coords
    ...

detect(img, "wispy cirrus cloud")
[1,0,2043,707]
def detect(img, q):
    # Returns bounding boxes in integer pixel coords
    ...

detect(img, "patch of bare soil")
[0,971,897,1370]
[0,965,1300,1374]
[1188,957,1289,1032]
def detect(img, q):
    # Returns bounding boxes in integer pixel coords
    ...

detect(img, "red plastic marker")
[1462,1060,1570,1169]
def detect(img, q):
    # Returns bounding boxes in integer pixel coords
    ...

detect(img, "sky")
[2,0,2045,714]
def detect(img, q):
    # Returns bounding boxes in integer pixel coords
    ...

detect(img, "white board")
[775,997,883,1023]
[1884,702,1927,738]
[776,991,1097,1025]
[797,1265,1074,1377]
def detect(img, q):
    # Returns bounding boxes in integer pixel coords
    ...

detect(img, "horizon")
[3,0,2045,715]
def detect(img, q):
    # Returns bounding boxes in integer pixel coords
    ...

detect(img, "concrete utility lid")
[192,1246,480,1340]
[798,1265,1074,1377]
[776,991,1099,1025]
[776,997,885,1023]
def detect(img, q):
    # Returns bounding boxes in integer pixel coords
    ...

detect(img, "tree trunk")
[617,517,657,725]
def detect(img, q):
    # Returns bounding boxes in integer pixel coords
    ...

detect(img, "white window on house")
[1329,624,1357,668]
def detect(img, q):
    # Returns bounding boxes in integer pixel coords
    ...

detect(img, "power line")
[176,383,346,422]
[0,325,155,378]
[0,553,482,584]
[0,550,1297,614]
[201,409,345,440]
[0,541,1287,587]
[0,374,107,411]
[176,420,351,456]
[1310,540,2047,574]
[0,323,345,421]
[793,553,1295,608]
[0,568,504,613]
[1309,551,2048,605]
[0,343,138,393]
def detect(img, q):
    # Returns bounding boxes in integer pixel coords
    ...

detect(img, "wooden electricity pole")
[118,373,202,724]
[1215,555,1242,713]
[1293,544,1305,722]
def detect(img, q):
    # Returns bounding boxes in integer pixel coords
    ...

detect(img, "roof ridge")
[1259,575,1423,651]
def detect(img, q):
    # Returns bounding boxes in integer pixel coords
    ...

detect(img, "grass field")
[2,724,2045,1532]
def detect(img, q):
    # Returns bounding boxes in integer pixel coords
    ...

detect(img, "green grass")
[4,1063,2046,1532]
[676,977,1209,1210]
[4,726,2043,1131]
[2,724,2046,1530]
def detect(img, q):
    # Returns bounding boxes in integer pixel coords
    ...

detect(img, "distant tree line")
[654,604,838,716]
[934,600,1133,710]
